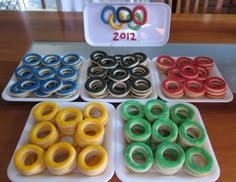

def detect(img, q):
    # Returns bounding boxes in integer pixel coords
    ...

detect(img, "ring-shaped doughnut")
[45,142,77,175]
[40,77,63,94]
[57,66,78,81]
[33,101,59,122]
[17,78,40,92]
[90,50,107,65]
[15,65,35,80]
[55,80,78,98]
[125,142,153,173]
[41,54,61,68]
[85,77,108,98]
[156,56,176,74]
[205,76,227,98]
[77,144,108,176]
[108,67,130,82]
[133,52,147,66]
[87,65,107,78]
[184,78,206,98]
[121,100,144,121]
[121,55,139,68]
[176,57,194,67]
[34,66,56,80]
[61,54,82,68]
[168,67,185,83]
[108,12,125,30]
[29,121,59,149]
[184,147,214,176]
[108,80,131,98]
[196,65,209,81]
[10,82,32,97]
[98,56,118,69]
[194,56,214,71]
[14,144,46,175]
[22,53,41,67]
[161,77,184,99]
[180,64,199,79]
[129,65,150,79]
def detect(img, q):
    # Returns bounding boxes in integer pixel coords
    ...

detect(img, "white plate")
[151,57,234,103]
[115,101,220,182]
[80,58,158,103]
[1,57,87,102]
[7,102,115,182]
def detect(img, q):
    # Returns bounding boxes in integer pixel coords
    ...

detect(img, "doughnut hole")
[186,127,202,139]
[131,125,145,136]
[158,125,171,137]
[53,148,70,163]
[163,148,179,161]
[126,105,141,116]
[132,148,147,164]
[85,151,102,166]
[191,153,207,167]
[24,152,38,166]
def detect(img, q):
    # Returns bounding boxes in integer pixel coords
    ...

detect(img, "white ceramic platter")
[7,102,115,182]
[115,101,220,182]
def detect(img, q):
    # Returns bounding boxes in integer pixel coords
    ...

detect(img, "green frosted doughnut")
[124,117,151,143]
[125,142,153,173]
[121,100,144,121]
[151,118,178,144]
[183,147,214,177]
[178,121,206,148]
[170,103,195,126]
[144,99,169,123]
[154,141,185,175]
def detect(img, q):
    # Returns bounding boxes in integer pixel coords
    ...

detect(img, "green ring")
[178,121,206,148]
[151,118,178,144]
[125,142,153,173]
[128,12,143,31]
[154,141,185,175]
[184,147,214,177]
[170,103,195,126]
[121,100,144,121]
[125,117,151,143]
[144,99,169,123]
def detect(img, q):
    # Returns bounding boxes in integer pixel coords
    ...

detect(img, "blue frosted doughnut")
[61,54,82,68]
[57,66,78,81]
[15,65,35,80]
[34,66,56,80]
[40,77,63,94]
[22,53,41,67]
[55,80,78,97]
[41,54,61,68]
[10,82,32,97]
[17,78,40,92]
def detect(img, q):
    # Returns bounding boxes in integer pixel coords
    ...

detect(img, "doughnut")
[133,52,148,66]
[77,145,108,176]
[61,53,82,69]
[120,54,139,68]
[121,100,144,121]
[129,65,150,80]
[124,117,151,143]
[41,54,61,68]
[14,144,46,175]
[33,101,59,122]
[151,118,178,144]
[14,65,35,80]
[10,82,32,98]
[144,99,169,123]
[16,78,40,92]
[85,77,108,99]
[83,102,109,126]
[56,66,78,81]
[170,103,195,126]
[108,67,130,82]
[167,67,185,83]
[75,118,105,148]
[22,53,41,68]
[108,80,131,98]
[205,76,227,98]
[194,56,214,71]
[34,66,56,80]
[56,107,83,135]
[176,57,194,67]
[179,64,199,79]
[130,78,152,98]
[45,142,77,175]
[156,56,176,74]
[87,65,107,79]
[183,147,214,176]
[40,77,63,94]
[55,80,78,98]
[161,77,184,99]
[98,56,118,69]
[125,142,153,173]
[154,141,185,175]
[29,121,59,149]
[90,50,107,65]
[184,78,206,98]
[196,65,209,81]
[178,121,206,149]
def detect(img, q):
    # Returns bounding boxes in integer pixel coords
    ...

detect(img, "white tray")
[151,57,234,103]
[80,58,158,103]
[7,102,115,182]
[1,57,87,102]
[115,101,220,182]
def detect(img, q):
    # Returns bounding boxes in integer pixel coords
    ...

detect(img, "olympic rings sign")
[101,5,148,31]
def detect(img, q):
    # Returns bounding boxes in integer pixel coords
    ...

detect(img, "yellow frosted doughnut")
[83,102,109,125]
[33,101,59,122]
[14,144,46,175]
[29,121,59,149]
[77,145,108,176]
[56,107,83,135]
[45,142,77,175]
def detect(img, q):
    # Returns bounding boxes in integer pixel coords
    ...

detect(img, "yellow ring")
[29,121,59,149]
[108,12,125,30]
[56,107,83,135]
[77,145,108,176]
[45,142,77,175]
[14,144,46,175]
[83,102,109,125]
[33,101,59,122]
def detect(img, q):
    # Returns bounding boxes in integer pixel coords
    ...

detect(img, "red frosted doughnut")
[161,78,184,99]
[176,57,194,67]
[196,65,210,81]
[156,56,176,74]
[180,64,199,79]
[194,56,214,71]
[184,78,206,98]
[205,77,227,98]
[168,67,185,83]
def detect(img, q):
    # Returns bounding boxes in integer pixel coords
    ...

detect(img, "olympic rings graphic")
[101,5,148,31]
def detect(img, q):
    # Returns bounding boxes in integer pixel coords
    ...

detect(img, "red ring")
[168,67,185,83]
[132,5,148,25]
[205,76,226,93]
[162,78,184,98]
[176,57,194,67]
[156,56,176,74]
[180,64,199,79]
[194,56,214,70]
[184,78,205,98]
[196,65,209,81]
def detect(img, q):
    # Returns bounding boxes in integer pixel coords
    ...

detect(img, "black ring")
[117,7,133,23]
[87,65,107,78]
[109,67,130,82]
[90,51,107,65]
[129,65,150,79]
[121,55,139,68]
[131,78,152,93]
[98,56,118,69]
[85,77,107,94]
[108,80,131,97]
[133,52,147,65]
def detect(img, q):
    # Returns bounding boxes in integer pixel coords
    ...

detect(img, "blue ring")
[22,53,41,66]
[40,77,63,93]
[17,78,40,91]
[15,65,35,79]
[34,66,56,80]
[57,66,78,80]
[10,82,25,94]
[33,89,51,97]
[56,80,78,96]
[61,54,81,66]
[41,54,61,67]
[101,5,117,25]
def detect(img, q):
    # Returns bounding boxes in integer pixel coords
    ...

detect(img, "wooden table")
[0,11,236,182]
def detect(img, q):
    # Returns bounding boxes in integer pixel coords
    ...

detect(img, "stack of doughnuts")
[14,101,109,176]
[156,56,227,99]
[85,51,152,99]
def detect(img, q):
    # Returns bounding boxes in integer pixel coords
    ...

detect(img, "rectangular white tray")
[7,102,115,182]
[115,101,220,182]
[151,57,233,103]
[1,57,86,102]
[80,58,158,103]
